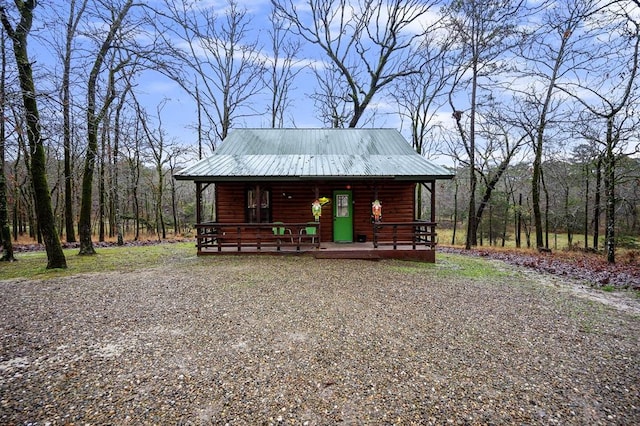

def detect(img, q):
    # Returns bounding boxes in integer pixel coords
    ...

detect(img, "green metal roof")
[174,128,454,182]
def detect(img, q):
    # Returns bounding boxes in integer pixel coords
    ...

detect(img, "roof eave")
[173,174,455,182]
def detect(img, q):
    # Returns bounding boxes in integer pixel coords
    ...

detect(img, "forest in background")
[0,0,638,268]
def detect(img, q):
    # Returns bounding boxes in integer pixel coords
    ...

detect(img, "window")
[336,194,350,217]
[246,187,271,223]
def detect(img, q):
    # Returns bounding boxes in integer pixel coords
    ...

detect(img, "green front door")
[333,190,353,242]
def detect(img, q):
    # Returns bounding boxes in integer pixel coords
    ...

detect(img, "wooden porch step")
[312,250,382,260]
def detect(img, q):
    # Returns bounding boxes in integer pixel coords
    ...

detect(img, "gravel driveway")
[1,255,639,425]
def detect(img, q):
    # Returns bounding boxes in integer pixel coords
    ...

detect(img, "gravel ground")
[1,255,639,425]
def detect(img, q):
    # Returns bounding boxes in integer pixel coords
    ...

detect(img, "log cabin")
[173,128,454,261]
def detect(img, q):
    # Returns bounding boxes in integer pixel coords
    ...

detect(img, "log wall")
[215,181,417,243]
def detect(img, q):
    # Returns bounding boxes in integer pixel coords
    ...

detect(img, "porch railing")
[195,222,321,252]
[373,221,437,250]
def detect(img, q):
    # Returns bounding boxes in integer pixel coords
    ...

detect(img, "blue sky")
[16,0,639,168]
[129,0,440,158]
[135,0,341,142]
[22,0,333,157]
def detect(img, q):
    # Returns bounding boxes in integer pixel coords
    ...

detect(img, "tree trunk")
[171,181,179,236]
[565,187,572,247]
[12,156,19,240]
[134,186,140,241]
[1,2,66,268]
[113,87,130,246]
[516,193,522,248]
[465,64,479,249]
[98,121,107,242]
[451,177,458,245]
[155,161,165,240]
[474,159,512,240]
[584,162,589,250]
[61,0,87,244]
[130,146,141,241]
[532,143,544,249]
[604,118,616,264]
[593,156,602,250]
[501,204,508,247]
[0,31,15,261]
[543,170,550,249]
[491,204,495,246]
[78,117,98,254]
[530,23,574,250]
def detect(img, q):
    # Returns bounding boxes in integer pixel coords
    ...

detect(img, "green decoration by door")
[333,190,353,242]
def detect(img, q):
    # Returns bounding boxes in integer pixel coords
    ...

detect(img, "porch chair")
[272,222,294,243]
[299,226,317,244]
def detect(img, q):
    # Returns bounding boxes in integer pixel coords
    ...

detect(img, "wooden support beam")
[429,181,436,223]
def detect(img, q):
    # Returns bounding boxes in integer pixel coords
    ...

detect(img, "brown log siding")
[216,181,416,243]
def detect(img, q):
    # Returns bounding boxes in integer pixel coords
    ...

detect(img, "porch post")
[196,182,202,253]
[429,181,436,223]
[196,182,202,225]
[256,184,261,222]
[415,183,421,220]
[420,181,437,249]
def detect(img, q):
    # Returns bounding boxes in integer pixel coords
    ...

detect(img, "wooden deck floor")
[198,241,436,262]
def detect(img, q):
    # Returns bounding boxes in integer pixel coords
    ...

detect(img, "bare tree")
[0,0,66,268]
[78,0,135,255]
[167,145,189,236]
[474,112,528,236]
[392,34,450,157]
[511,0,601,250]
[158,0,265,147]
[265,5,305,128]
[58,0,88,244]
[134,97,174,241]
[311,62,352,127]
[391,32,451,219]
[8,104,30,241]
[98,90,110,243]
[554,3,639,263]
[445,0,525,249]
[272,0,437,128]
[122,120,142,241]
[111,75,133,246]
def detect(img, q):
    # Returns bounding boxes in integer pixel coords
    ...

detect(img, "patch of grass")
[0,242,196,280]
[601,284,616,292]
[387,253,512,280]
[438,228,639,257]
[562,299,608,334]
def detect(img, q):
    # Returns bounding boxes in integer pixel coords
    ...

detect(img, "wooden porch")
[194,221,437,262]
